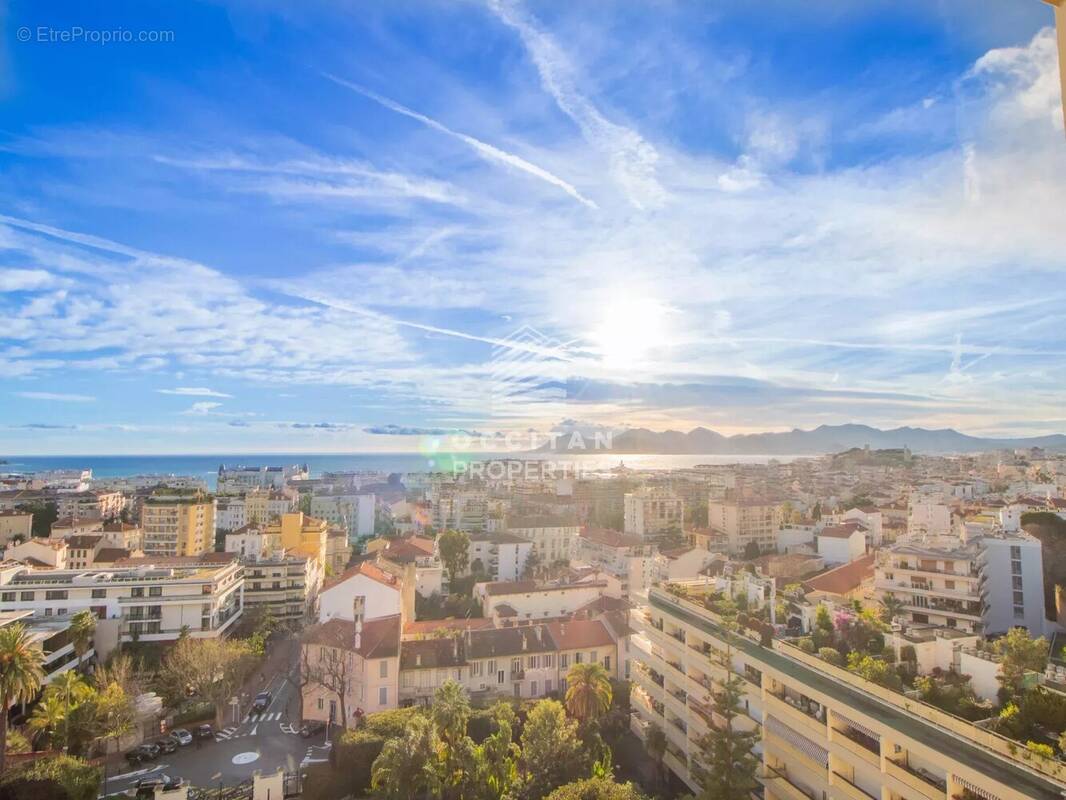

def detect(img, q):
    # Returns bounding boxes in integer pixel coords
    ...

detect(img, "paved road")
[103,639,326,796]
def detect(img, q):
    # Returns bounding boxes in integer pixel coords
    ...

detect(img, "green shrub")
[362,705,424,738]
[0,755,101,800]
[173,701,214,725]
[544,777,650,800]
[818,647,844,666]
[797,637,815,654]
[332,730,386,797]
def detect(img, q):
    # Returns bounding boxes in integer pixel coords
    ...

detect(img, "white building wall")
[980,535,1045,636]
[318,574,401,622]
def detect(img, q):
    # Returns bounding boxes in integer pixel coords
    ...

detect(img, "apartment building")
[431,487,488,533]
[468,532,533,582]
[301,614,402,723]
[263,512,329,569]
[216,464,308,495]
[0,554,243,657]
[0,510,34,546]
[243,554,322,625]
[506,516,579,564]
[56,490,125,521]
[398,619,620,708]
[309,492,375,538]
[476,579,606,624]
[707,498,781,555]
[624,487,684,539]
[874,528,1045,635]
[141,489,216,557]
[576,526,656,598]
[4,537,68,568]
[0,610,95,689]
[630,583,1064,800]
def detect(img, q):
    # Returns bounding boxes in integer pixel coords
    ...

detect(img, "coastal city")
[2,448,1066,800]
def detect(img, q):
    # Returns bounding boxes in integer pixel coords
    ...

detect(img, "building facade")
[141,490,216,557]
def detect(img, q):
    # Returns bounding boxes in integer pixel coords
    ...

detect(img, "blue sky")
[1,0,1064,454]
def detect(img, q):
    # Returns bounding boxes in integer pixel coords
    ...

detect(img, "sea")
[0,453,798,489]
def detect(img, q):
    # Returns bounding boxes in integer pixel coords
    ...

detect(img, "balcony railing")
[886,758,947,798]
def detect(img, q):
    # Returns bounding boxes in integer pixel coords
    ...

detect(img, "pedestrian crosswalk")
[243,711,283,723]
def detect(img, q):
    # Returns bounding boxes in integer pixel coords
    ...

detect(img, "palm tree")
[371,715,441,800]
[880,593,906,624]
[69,611,97,671]
[26,693,66,750]
[0,623,45,772]
[50,671,91,752]
[564,662,613,725]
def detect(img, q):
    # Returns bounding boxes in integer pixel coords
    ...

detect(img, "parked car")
[195,723,214,740]
[124,743,160,764]
[134,775,183,797]
[169,728,193,746]
[155,737,177,754]
[299,720,326,738]
[252,691,272,713]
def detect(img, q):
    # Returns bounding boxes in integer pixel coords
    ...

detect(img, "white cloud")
[181,401,223,416]
[13,391,95,402]
[324,73,598,209]
[157,387,233,398]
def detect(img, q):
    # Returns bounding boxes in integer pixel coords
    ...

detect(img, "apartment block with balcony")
[629,582,1065,800]
[624,487,684,539]
[141,489,216,557]
[707,498,781,555]
[243,554,322,625]
[0,553,243,658]
[874,527,1044,635]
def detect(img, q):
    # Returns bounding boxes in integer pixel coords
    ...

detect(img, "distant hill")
[539,423,1066,455]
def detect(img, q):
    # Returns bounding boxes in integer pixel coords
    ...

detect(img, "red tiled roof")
[94,548,131,563]
[302,615,400,659]
[802,553,876,596]
[545,619,615,650]
[818,523,864,539]
[321,559,399,592]
[580,527,642,548]
[403,618,494,636]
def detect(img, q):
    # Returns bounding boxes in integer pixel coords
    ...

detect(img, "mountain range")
[539,424,1066,455]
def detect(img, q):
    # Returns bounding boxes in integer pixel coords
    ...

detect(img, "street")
[103,639,329,795]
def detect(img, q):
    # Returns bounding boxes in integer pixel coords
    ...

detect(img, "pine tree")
[690,600,760,800]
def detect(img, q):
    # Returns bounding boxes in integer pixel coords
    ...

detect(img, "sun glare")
[590,294,672,366]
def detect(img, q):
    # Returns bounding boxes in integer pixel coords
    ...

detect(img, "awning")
[833,711,880,742]
[766,715,829,767]
[954,777,1002,800]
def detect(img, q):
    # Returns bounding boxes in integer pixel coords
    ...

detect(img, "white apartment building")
[243,554,322,625]
[216,464,308,495]
[874,527,1045,635]
[576,527,656,598]
[816,524,866,566]
[506,516,579,564]
[224,525,282,562]
[630,582,1064,800]
[310,492,375,538]
[468,533,533,582]
[215,496,248,532]
[56,490,125,521]
[907,501,953,537]
[708,498,781,555]
[624,487,684,539]
[0,554,244,658]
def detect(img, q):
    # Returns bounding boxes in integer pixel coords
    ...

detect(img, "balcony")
[829,725,880,767]
[764,691,827,738]
[830,772,878,800]
[764,731,827,777]
[884,758,947,800]
[765,771,817,800]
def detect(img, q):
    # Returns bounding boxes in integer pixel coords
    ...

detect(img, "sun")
[590,294,672,367]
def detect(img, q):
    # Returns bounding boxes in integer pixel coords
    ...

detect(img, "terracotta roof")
[494,603,518,617]
[545,619,615,650]
[403,618,494,636]
[470,532,530,545]
[818,523,864,539]
[580,527,642,548]
[94,548,131,563]
[102,522,139,532]
[400,637,466,670]
[321,559,399,593]
[0,510,32,518]
[467,625,555,659]
[802,553,876,596]
[65,535,103,549]
[114,552,237,567]
[302,615,400,659]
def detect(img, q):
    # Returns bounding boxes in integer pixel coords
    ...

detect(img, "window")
[528,655,539,669]
[530,680,538,695]
[1012,576,1024,590]
[1014,606,1025,619]
[488,660,496,674]
[603,655,611,671]
[560,653,569,669]
[513,683,521,698]
[329,699,337,720]
[1,592,14,602]
[1013,591,1025,604]
[545,679,552,694]
[20,592,34,601]
[1010,546,1021,559]
[497,670,505,685]
[379,687,388,706]
[545,653,554,668]
[45,590,67,600]
[380,660,389,678]
[1011,560,1022,575]
[471,661,483,677]
[575,652,583,664]
[149,586,162,597]
[91,588,106,599]
[317,698,324,710]
[131,587,144,598]
[588,651,596,664]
